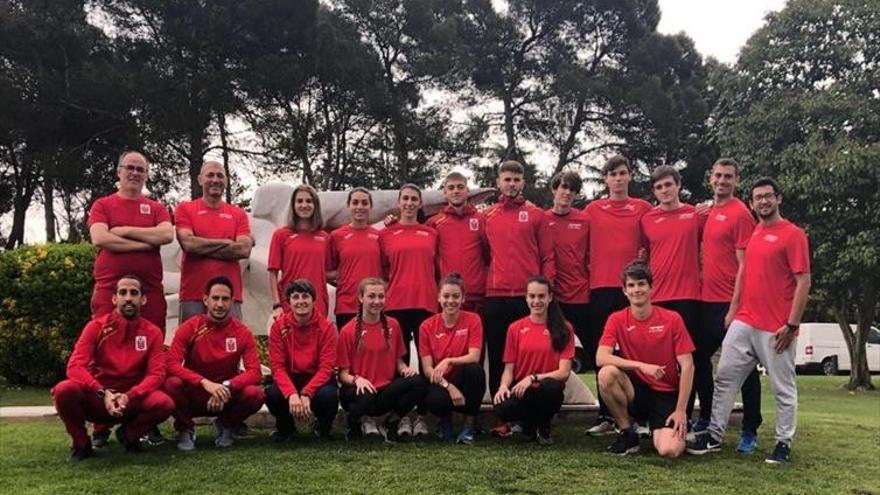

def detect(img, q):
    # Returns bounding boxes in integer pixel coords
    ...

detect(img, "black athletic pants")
[483,297,530,395]
[494,378,565,429]
[655,299,703,419]
[559,302,593,370]
[424,363,486,417]
[265,380,339,435]
[340,376,427,421]
[589,287,630,419]
[386,309,433,368]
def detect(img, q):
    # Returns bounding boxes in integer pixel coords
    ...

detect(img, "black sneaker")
[383,416,401,444]
[536,424,554,446]
[765,441,791,464]
[144,425,165,446]
[271,430,295,443]
[686,432,721,455]
[68,441,94,462]
[345,416,362,441]
[313,421,333,441]
[234,422,252,438]
[114,425,142,452]
[92,429,111,448]
[607,428,640,455]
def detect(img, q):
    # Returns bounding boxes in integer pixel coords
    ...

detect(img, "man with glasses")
[52,275,173,462]
[174,161,252,324]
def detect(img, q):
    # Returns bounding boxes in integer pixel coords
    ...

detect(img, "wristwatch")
[442,380,450,389]
[530,373,539,383]
[222,380,231,389]
[785,322,800,332]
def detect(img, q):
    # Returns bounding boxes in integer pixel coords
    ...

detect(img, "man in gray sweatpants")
[687,177,811,464]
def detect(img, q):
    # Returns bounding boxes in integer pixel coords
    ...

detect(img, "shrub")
[0,243,95,385]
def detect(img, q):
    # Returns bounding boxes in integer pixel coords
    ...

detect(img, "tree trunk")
[43,178,56,243]
[502,92,519,161]
[188,129,205,199]
[218,112,232,203]
[5,195,29,249]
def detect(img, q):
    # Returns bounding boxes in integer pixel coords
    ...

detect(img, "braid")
[355,302,365,352]
[380,312,391,350]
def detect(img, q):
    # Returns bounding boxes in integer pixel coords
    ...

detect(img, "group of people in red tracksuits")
[54,151,810,466]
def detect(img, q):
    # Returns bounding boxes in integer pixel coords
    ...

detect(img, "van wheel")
[822,357,839,376]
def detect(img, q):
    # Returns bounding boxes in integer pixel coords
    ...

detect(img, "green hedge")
[0,243,95,386]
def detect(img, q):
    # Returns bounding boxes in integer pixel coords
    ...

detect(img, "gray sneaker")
[176,429,196,451]
[215,422,235,448]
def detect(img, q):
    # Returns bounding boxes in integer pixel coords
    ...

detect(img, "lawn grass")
[0,385,53,407]
[0,376,878,495]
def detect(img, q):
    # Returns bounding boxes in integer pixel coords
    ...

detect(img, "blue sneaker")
[686,432,721,455]
[765,441,791,464]
[456,425,475,445]
[737,430,758,454]
[437,416,453,441]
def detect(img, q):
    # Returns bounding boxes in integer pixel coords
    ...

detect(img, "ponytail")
[527,275,570,352]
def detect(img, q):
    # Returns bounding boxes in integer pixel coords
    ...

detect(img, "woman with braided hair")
[337,277,426,442]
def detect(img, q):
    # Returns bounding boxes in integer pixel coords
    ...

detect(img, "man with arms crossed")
[597,261,695,457]
[688,177,810,464]
[175,161,252,323]
[584,155,652,435]
[697,158,762,452]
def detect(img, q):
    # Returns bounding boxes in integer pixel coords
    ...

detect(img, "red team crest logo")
[135,335,147,351]
[518,211,529,223]
[469,218,480,231]
[226,337,237,353]
[139,203,151,215]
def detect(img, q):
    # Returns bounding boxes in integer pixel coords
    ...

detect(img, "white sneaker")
[412,416,429,436]
[176,429,196,451]
[397,416,414,436]
[586,419,616,436]
[362,417,380,436]
[634,422,650,438]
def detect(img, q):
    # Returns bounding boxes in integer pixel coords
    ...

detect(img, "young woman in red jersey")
[268,184,332,317]
[419,273,485,445]
[330,187,382,330]
[265,279,339,441]
[337,277,426,443]
[379,184,438,436]
[492,275,575,445]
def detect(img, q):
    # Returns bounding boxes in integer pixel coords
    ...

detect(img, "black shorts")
[628,375,678,431]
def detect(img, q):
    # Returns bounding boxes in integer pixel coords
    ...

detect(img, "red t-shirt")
[269,312,338,398]
[701,198,756,302]
[735,220,810,332]
[599,306,695,392]
[63,311,165,401]
[503,316,575,382]
[330,225,382,315]
[545,209,590,304]
[425,205,488,301]
[585,197,653,289]
[417,311,483,378]
[336,316,406,389]
[87,193,171,292]
[640,204,704,302]
[166,315,262,391]
[379,224,438,312]
[174,199,251,302]
[484,196,556,296]
[268,227,331,314]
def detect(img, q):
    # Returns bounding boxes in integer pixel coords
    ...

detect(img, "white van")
[795,323,880,375]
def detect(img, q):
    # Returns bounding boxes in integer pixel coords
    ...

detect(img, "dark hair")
[750,177,782,197]
[116,274,144,290]
[288,184,323,232]
[498,160,525,175]
[712,157,739,175]
[650,165,681,186]
[285,278,316,301]
[204,275,234,295]
[347,187,373,207]
[620,260,653,287]
[355,277,390,351]
[550,171,583,195]
[439,272,465,292]
[602,155,630,175]
[443,172,468,186]
[526,275,570,352]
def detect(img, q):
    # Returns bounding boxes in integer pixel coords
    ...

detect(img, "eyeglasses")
[120,164,147,174]
[752,192,778,202]
[116,289,141,296]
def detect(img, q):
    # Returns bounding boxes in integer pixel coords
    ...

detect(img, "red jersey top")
[330,225,382,315]
[701,198,756,302]
[166,314,262,392]
[417,311,483,378]
[88,193,171,292]
[640,204,704,302]
[379,224,438,312]
[584,197,652,289]
[735,220,810,332]
[425,205,488,301]
[545,209,590,304]
[268,227,332,314]
[174,199,251,302]
[484,196,556,296]
[599,306,695,393]
[64,311,165,401]
[269,311,338,398]
[503,316,575,382]
[336,316,405,389]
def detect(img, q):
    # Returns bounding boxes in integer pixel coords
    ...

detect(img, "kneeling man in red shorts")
[164,276,264,451]
[53,275,173,461]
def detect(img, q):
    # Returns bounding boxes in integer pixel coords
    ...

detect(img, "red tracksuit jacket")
[269,311,338,398]
[425,204,489,300]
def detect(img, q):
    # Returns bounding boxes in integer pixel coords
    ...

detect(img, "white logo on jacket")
[469,218,480,231]
[763,234,779,243]
[226,337,237,353]
[648,325,665,333]
[714,213,728,222]
[139,204,151,215]
[679,213,694,220]
[135,335,147,352]
[518,211,529,223]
